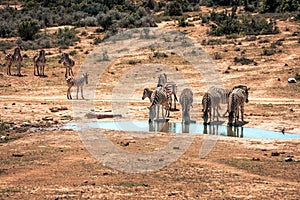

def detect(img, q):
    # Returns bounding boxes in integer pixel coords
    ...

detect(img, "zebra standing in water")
[58,53,75,78]
[228,86,250,126]
[208,86,232,116]
[202,92,221,125]
[179,88,193,124]
[6,47,23,76]
[142,87,171,118]
[33,49,46,76]
[148,86,170,123]
[157,73,178,111]
[66,73,88,100]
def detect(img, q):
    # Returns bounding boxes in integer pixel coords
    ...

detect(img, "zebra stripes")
[59,53,75,78]
[66,73,89,99]
[6,47,23,76]
[202,92,221,124]
[34,49,46,76]
[179,88,193,124]
[148,86,170,123]
[228,86,250,126]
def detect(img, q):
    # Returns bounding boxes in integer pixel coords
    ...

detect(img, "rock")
[12,153,24,157]
[42,116,53,121]
[271,152,280,156]
[173,146,180,150]
[252,157,260,161]
[287,78,296,83]
[285,157,293,162]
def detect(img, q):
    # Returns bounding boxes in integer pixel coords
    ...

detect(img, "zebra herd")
[143,73,250,127]
[4,47,88,100]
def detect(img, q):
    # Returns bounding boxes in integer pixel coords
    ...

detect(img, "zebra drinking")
[148,86,170,123]
[157,73,178,111]
[6,47,23,76]
[33,49,46,76]
[66,73,88,100]
[228,86,250,126]
[201,92,221,125]
[179,88,193,124]
[59,53,75,78]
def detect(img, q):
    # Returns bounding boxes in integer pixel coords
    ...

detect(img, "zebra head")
[157,73,167,87]
[58,53,68,64]
[142,88,151,100]
[40,49,45,57]
[233,85,250,103]
[84,73,89,84]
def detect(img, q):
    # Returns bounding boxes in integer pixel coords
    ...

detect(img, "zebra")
[208,86,233,116]
[66,73,88,100]
[58,53,75,78]
[157,73,178,110]
[157,73,167,87]
[33,49,46,76]
[227,86,250,126]
[142,87,171,118]
[148,86,170,123]
[179,88,193,124]
[6,47,23,76]
[201,92,221,125]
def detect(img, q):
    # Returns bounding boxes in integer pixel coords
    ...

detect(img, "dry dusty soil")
[0,15,300,199]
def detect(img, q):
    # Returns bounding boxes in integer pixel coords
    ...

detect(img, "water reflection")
[64,121,300,139]
[149,121,245,138]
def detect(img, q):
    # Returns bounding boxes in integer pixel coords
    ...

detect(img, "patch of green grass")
[1,188,21,193]
[227,160,251,168]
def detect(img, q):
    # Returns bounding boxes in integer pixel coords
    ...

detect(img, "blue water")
[64,121,300,139]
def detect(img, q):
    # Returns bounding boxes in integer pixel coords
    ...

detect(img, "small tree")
[17,20,40,40]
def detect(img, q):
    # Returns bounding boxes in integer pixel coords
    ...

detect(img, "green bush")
[262,49,276,56]
[234,56,255,65]
[164,1,183,16]
[17,20,40,40]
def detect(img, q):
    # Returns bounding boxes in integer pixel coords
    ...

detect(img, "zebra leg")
[65,68,68,78]
[81,86,84,99]
[173,93,178,109]
[67,88,72,99]
[17,63,21,76]
[76,86,79,99]
[241,104,244,121]
[70,68,74,77]
[7,63,11,75]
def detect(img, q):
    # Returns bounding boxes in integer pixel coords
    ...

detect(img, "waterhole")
[64,121,300,139]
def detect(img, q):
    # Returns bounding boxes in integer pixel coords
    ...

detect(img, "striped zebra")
[208,86,233,117]
[148,86,170,123]
[33,49,46,76]
[6,47,23,76]
[157,73,167,87]
[201,92,221,125]
[157,73,178,110]
[58,53,75,78]
[142,87,170,119]
[179,88,193,124]
[66,73,88,100]
[228,86,250,126]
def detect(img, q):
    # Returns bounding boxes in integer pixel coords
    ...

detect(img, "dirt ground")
[0,13,300,199]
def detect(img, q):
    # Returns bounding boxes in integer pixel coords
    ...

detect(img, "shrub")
[164,1,183,16]
[0,22,15,38]
[234,56,255,65]
[178,17,189,27]
[17,20,40,40]
[213,52,222,60]
[53,27,80,47]
[262,49,276,56]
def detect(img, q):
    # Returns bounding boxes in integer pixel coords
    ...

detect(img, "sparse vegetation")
[234,56,255,65]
